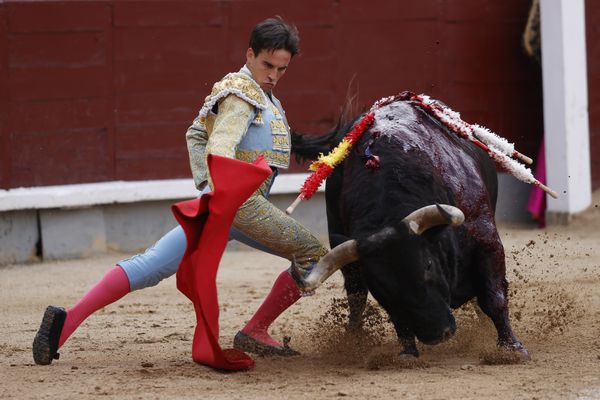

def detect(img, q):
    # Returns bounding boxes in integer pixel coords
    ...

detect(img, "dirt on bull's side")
[1,192,599,399]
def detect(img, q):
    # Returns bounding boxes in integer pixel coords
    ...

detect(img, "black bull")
[291,98,529,358]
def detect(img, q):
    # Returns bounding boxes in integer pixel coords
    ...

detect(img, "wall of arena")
[0,1,598,265]
[3,0,576,189]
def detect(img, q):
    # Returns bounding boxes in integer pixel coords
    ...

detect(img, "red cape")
[172,154,272,371]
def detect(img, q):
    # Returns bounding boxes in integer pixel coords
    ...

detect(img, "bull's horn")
[291,239,359,292]
[403,204,464,235]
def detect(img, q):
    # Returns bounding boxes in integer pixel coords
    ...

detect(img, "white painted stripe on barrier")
[0,173,318,212]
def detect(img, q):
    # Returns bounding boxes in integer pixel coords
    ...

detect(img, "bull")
[291,94,529,359]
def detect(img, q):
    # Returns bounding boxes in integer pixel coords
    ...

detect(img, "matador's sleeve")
[186,72,267,189]
[205,94,255,189]
[186,120,209,190]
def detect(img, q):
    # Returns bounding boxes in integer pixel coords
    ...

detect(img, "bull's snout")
[419,327,454,345]
[416,314,456,345]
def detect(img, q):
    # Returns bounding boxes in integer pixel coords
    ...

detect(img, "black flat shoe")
[233,331,300,357]
[32,306,66,365]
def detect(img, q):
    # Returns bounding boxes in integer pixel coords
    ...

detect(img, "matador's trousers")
[119,170,327,291]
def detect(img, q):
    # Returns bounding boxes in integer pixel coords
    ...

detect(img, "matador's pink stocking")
[58,266,130,347]
[241,270,301,347]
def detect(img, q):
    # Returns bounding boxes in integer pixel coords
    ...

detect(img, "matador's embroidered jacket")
[185,65,328,268]
[186,65,291,190]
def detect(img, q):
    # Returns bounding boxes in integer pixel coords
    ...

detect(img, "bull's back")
[340,101,498,239]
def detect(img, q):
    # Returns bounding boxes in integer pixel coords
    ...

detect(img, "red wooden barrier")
[0,4,9,189]
[1,0,594,190]
[586,1,600,190]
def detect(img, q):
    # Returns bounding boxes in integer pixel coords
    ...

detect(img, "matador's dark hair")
[249,16,300,57]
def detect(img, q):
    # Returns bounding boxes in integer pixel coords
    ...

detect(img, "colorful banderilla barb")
[285,111,375,214]
[286,92,556,215]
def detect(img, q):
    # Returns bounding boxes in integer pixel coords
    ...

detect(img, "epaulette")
[198,73,268,120]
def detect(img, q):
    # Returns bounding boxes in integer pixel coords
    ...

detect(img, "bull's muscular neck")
[343,101,497,238]
[337,101,498,282]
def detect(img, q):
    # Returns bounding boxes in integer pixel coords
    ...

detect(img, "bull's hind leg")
[475,245,530,359]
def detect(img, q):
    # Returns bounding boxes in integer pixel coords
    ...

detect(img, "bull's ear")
[402,204,464,235]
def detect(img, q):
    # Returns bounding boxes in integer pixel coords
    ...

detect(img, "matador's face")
[246,48,292,93]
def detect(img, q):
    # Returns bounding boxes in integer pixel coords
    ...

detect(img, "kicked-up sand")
[1,192,599,399]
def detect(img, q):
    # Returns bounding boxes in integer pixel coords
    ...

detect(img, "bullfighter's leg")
[474,244,530,359]
[32,224,188,365]
[232,191,328,355]
[32,220,293,365]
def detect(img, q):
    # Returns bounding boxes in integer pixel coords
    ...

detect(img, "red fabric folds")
[172,154,272,371]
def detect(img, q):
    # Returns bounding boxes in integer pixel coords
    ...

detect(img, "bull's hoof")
[366,350,428,370]
[400,347,419,358]
[32,306,66,365]
[501,341,531,360]
[345,320,364,334]
[480,342,530,365]
[233,331,300,357]
[399,337,419,358]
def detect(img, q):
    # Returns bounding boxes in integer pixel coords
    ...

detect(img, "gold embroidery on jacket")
[235,149,290,168]
[269,104,290,153]
[272,135,291,152]
[271,103,282,119]
[199,73,267,119]
[270,119,288,134]
[252,110,264,125]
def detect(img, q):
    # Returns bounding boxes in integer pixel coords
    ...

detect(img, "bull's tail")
[291,112,366,164]
[291,129,339,163]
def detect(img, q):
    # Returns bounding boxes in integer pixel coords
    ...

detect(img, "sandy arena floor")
[1,193,599,400]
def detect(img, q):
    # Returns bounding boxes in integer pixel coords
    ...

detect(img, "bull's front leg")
[391,316,419,357]
[330,232,368,332]
[475,244,530,359]
[340,262,368,332]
